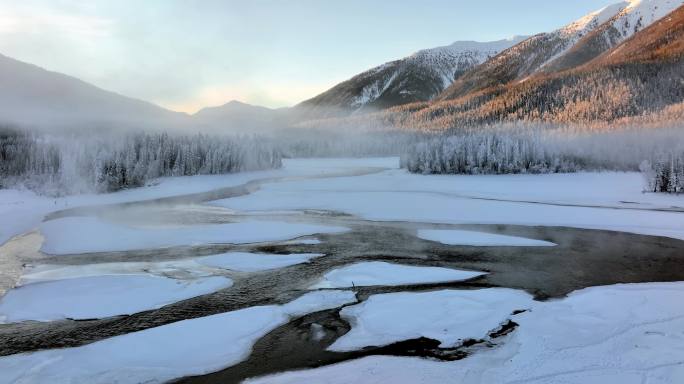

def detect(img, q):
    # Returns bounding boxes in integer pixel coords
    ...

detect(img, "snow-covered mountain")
[358,2,684,131]
[542,0,684,73]
[439,0,683,100]
[438,2,630,100]
[0,54,187,132]
[297,36,527,117]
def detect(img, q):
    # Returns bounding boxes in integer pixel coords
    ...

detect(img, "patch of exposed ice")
[417,229,556,246]
[40,216,348,255]
[310,261,485,289]
[281,238,321,245]
[19,259,216,283]
[197,252,324,272]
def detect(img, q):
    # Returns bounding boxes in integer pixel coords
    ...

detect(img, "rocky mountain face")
[540,0,684,73]
[296,37,527,118]
[366,3,684,131]
[438,0,683,101]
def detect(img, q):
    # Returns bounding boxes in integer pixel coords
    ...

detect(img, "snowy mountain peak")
[538,0,683,72]
[409,37,528,59]
[562,2,629,35]
[613,0,684,37]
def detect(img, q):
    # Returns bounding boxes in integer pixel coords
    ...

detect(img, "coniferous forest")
[0,128,281,195]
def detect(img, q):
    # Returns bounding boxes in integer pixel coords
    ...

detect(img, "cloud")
[0,4,113,38]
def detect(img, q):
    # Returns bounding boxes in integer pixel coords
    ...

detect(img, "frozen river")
[1,158,683,383]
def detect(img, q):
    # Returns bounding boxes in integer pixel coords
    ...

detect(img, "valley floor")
[0,157,683,383]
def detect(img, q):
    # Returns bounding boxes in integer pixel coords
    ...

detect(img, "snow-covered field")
[212,161,684,240]
[0,158,390,247]
[0,157,683,383]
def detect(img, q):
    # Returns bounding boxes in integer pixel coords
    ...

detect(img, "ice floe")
[310,261,485,289]
[0,275,232,323]
[329,288,533,352]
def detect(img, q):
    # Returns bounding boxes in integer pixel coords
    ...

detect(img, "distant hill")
[0,54,187,132]
[192,100,286,133]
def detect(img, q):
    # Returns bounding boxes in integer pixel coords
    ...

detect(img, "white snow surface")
[197,252,324,272]
[563,1,629,34]
[249,282,684,384]
[39,216,347,254]
[417,229,556,246]
[0,290,357,384]
[0,157,397,247]
[0,275,232,323]
[615,0,684,38]
[212,168,684,240]
[329,289,533,352]
[310,261,485,289]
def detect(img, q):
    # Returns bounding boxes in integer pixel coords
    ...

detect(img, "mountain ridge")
[296,36,528,118]
[0,53,188,131]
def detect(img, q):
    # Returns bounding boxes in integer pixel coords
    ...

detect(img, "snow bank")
[40,216,347,254]
[329,289,533,352]
[417,229,556,246]
[0,275,232,323]
[310,261,485,289]
[197,252,324,272]
[0,189,53,247]
[0,290,357,383]
[248,282,684,384]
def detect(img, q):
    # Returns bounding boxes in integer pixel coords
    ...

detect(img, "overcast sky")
[0,0,619,112]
